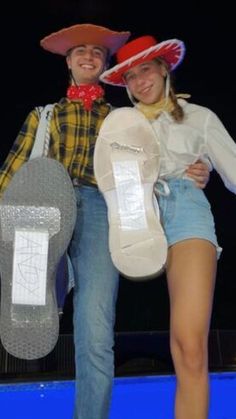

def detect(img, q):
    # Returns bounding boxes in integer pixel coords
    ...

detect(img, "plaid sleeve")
[0,109,39,198]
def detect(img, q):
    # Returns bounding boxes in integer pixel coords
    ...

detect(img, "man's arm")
[0,110,39,198]
[185,160,210,189]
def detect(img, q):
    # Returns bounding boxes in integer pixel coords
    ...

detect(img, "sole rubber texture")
[0,157,76,359]
[94,107,168,280]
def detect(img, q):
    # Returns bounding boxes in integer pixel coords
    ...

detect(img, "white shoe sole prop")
[94,107,167,280]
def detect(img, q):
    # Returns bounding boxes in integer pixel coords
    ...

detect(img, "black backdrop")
[1,0,236,332]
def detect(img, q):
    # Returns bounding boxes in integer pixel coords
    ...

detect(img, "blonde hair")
[154,57,184,122]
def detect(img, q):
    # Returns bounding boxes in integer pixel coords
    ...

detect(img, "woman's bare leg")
[166,239,217,419]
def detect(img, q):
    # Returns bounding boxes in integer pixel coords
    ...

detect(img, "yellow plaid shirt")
[0,97,111,197]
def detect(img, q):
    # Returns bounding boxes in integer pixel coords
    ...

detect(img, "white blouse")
[151,99,236,194]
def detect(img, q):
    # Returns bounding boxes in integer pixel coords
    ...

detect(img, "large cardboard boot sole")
[0,157,76,359]
[94,107,167,280]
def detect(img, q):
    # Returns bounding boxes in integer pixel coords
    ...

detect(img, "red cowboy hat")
[100,35,185,86]
[40,23,131,56]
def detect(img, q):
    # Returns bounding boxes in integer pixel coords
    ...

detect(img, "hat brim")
[100,39,185,86]
[40,24,130,56]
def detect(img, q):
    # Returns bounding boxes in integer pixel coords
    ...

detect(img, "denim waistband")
[72,178,98,188]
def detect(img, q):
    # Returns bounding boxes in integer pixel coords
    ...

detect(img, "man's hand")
[185,160,210,189]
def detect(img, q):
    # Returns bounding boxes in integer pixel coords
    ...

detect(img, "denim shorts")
[156,178,222,258]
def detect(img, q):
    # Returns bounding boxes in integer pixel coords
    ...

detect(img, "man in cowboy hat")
[0,23,131,419]
[0,24,210,419]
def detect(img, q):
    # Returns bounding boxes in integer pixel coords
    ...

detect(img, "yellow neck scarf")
[135,94,190,120]
[136,97,174,120]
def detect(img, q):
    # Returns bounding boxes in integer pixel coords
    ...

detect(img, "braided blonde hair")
[155,57,184,122]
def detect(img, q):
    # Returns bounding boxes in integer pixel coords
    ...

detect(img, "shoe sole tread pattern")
[94,108,168,281]
[0,157,76,360]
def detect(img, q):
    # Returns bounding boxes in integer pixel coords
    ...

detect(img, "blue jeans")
[68,185,119,419]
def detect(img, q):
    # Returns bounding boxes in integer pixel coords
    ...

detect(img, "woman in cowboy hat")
[97,34,236,418]
[0,24,210,419]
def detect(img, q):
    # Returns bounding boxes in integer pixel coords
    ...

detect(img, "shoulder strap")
[29,104,55,159]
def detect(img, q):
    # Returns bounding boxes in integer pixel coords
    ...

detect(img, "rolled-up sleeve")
[0,110,39,198]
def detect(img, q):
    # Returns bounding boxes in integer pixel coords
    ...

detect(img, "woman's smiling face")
[124,59,167,104]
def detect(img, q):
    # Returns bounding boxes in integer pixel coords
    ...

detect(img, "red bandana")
[66,84,105,110]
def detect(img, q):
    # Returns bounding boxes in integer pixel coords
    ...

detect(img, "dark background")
[1,0,236,334]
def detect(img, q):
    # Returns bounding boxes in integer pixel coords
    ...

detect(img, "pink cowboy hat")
[40,23,131,56]
[100,35,185,86]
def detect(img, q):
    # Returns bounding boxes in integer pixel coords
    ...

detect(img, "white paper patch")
[112,160,147,230]
[12,229,49,306]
